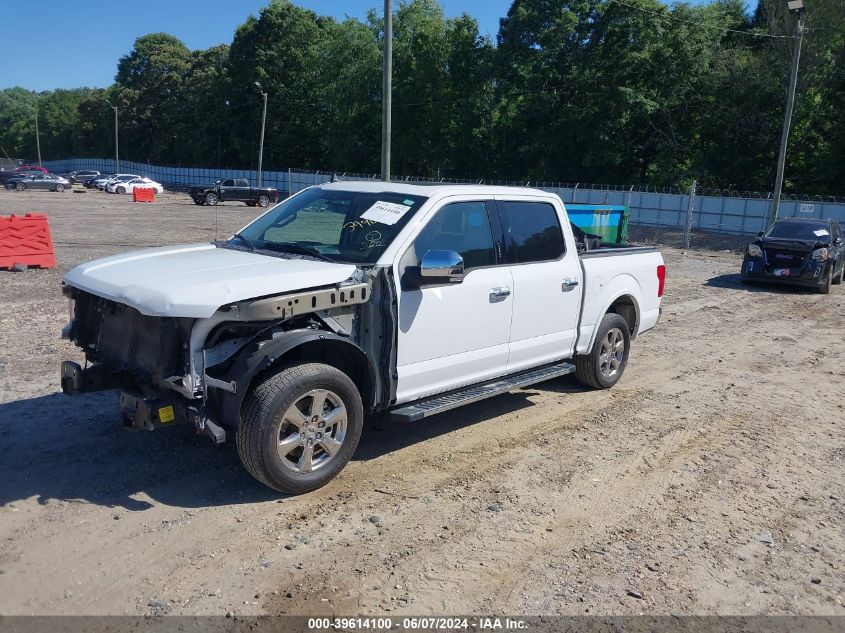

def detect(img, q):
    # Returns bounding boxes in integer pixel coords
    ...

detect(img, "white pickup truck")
[61,182,664,494]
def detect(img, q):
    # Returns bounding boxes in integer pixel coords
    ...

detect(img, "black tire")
[56,184,65,192]
[205,192,218,206]
[257,195,270,208]
[832,261,843,285]
[116,186,126,195]
[237,363,363,494]
[574,313,631,389]
[15,182,25,191]
[817,265,832,294]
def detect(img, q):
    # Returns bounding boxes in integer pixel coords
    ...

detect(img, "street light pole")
[255,82,268,187]
[34,109,42,166]
[771,4,805,222]
[106,101,119,173]
[381,0,392,182]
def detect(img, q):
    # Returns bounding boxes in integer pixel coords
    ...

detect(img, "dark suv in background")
[742,218,845,294]
[63,170,100,184]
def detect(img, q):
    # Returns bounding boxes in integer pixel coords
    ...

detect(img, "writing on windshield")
[234,188,427,264]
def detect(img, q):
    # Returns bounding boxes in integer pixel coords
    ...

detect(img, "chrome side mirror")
[420,250,465,281]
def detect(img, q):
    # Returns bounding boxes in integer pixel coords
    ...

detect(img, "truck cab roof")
[318,180,551,199]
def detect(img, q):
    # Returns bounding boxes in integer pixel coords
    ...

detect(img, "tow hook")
[189,407,227,445]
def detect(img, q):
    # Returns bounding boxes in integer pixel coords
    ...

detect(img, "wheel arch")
[208,330,376,427]
[581,290,642,355]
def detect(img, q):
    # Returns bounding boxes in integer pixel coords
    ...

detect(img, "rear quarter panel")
[576,250,664,355]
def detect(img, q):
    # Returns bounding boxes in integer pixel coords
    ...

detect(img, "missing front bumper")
[118,390,226,445]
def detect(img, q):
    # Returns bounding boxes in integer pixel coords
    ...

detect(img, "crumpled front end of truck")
[59,270,386,445]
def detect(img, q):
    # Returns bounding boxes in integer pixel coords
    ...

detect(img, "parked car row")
[2,168,164,196]
[82,173,164,195]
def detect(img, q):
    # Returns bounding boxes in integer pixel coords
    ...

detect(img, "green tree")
[227,0,331,172]
[115,33,193,162]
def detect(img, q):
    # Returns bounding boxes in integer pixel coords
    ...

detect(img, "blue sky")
[1,0,512,91]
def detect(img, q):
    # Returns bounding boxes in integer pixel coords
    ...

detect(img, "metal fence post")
[683,180,697,249]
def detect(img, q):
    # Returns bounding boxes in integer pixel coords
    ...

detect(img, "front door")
[495,197,583,372]
[395,200,513,403]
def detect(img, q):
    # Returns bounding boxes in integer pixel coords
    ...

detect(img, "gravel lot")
[0,185,843,616]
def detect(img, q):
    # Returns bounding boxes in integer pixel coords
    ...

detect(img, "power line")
[119,97,264,123]
[607,0,799,39]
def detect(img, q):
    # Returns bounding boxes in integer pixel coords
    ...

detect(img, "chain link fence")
[39,159,845,253]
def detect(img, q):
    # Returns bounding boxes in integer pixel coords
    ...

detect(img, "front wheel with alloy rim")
[574,312,631,389]
[116,186,126,194]
[205,192,218,206]
[15,182,25,191]
[257,195,271,207]
[237,363,364,494]
[56,184,65,192]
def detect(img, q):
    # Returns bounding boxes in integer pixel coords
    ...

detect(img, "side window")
[412,201,496,270]
[498,201,565,263]
[221,179,234,187]
[236,179,248,187]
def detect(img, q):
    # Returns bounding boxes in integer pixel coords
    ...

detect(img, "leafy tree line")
[1,0,842,194]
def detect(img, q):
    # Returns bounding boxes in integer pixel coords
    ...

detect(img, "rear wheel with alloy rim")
[15,182,25,191]
[257,195,270,207]
[237,363,363,494]
[575,312,631,389]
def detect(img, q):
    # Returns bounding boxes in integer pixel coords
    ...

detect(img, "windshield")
[234,187,427,264]
[765,221,830,241]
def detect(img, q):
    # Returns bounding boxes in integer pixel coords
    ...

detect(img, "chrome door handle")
[490,287,511,302]
[561,279,579,292]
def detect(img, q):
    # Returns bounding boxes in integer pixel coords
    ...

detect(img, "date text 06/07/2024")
[306,617,529,630]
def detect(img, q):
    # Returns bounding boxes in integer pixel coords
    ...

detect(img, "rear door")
[232,178,251,202]
[494,197,583,372]
[394,199,513,403]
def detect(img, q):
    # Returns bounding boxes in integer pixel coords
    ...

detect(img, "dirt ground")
[0,185,842,617]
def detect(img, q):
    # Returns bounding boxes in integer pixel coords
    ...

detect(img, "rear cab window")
[497,200,565,263]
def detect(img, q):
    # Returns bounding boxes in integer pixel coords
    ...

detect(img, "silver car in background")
[5,173,71,192]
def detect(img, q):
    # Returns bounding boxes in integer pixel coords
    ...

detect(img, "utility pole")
[106,100,119,173]
[381,0,393,182]
[771,3,805,222]
[255,82,268,187]
[34,109,42,166]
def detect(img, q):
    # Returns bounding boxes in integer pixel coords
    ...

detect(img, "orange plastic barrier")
[133,187,156,203]
[0,213,57,270]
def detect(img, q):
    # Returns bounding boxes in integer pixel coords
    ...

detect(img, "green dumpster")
[564,204,629,245]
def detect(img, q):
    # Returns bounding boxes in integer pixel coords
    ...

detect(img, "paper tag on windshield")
[361,201,412,226]
[814,229,829,237]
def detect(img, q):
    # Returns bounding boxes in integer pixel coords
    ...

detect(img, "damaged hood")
[64,243,357,318]
[758,237,827,252]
